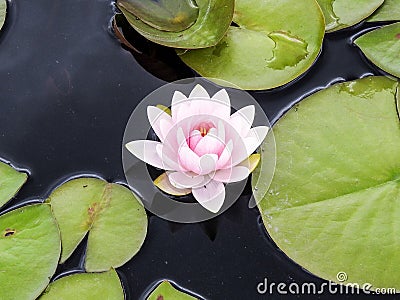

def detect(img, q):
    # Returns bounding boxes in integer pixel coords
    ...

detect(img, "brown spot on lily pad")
[396,33,400,39]
[156,295,164,300]
[4,228,16,237]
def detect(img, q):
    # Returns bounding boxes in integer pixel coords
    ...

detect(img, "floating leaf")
[0,0,6,31]
[178,0,325,90]
[116,0,199,32]
[253,76,400,289]
[355,22,400,78]
[316,0,384,32]
[0,161,27,208]
[47,177,147,272]
[368,0,400,22]
[39,269,124,300]
[0,204,61,299]
[117,0,234,49]
[147,281,197,300]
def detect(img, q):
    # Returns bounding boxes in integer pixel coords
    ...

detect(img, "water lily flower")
[126,85,268,213]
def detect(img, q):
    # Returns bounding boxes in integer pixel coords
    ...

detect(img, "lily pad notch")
[47,177,148,272]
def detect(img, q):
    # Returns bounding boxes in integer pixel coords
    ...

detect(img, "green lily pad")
[0,161,27,208]
[47,177,147,272]
[39,269,124,300]
[117,0,234,49]
[368,0,400,22]
[0,0,6,31]
[147,281,197,300]
[178,0,325,90]
[253,76,400,289]
[355,23,400,78]
[0,204,61,299]
[316,0,384,32]
[117,0,199,32]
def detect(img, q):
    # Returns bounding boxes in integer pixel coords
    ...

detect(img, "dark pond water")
[0,0,396,299]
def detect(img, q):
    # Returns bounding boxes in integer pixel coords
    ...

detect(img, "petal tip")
[212,89,230,104]
[189,84,210,99]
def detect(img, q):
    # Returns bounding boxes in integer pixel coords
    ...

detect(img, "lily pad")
[316,0,384,32]
[47,177,147,272]
[355,22,400,78]
[147,281,197,300]
[0,161,27,208]
[0,204,61,299]
[368,0,400,22]
[178,0,325,90]
[0,0,6,31]
[117,0,234,49]
[39,269,124,300]
[117,0,199,33]
[253,76,400,289]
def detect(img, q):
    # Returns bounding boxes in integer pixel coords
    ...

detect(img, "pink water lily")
[126,85,268,213]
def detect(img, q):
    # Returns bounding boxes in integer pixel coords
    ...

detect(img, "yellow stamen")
[200,127,208,137]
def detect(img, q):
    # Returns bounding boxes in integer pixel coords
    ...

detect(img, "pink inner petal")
[187,130,202,150]
[193,132,225,157]
[178,144,201,174]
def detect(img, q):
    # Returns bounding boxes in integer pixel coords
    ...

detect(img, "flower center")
[200,126,209,137]
[197,122,212,137]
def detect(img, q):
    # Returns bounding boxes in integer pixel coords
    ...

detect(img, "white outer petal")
[228,126,269,167]
[156,144,180,170]
[125,140,173,170]
[245,126,269,156]
[216,140,233,169]
[213,166,250,183]
[199,154,218,175]
[229,105,255,137]
[217,120,226,143]
[192,180,225,213]
[171,91,188,122]
[211,89,231,118]
[189,84,210,98]
[147,106,173,142]
[168,172,205,189]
